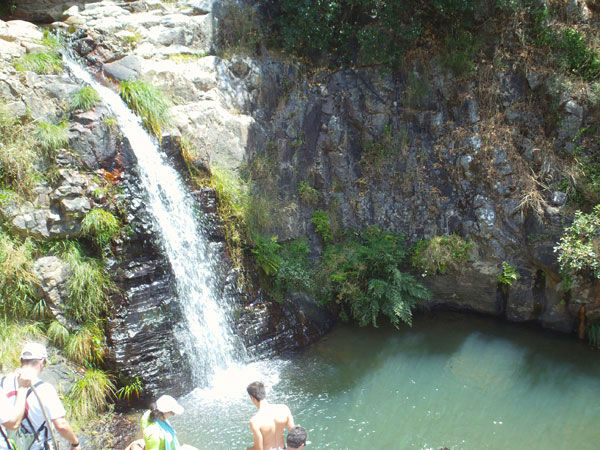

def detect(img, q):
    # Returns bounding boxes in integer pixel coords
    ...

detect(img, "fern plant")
[320,226,431,327]
[498,261,519,290]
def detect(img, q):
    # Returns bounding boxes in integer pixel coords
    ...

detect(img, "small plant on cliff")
[298,181,320,205]
[119,80,171,139]
[46,320,71,347]
[252,234,313,299]
[81,209,121,249]
[61,242,114,323]
[65,323,105,365]
[67,368,115,425]
[0,233,39,319]
[0,104,38,194]
[498,261,519,288]
[13,51,63,75]
[311,210,333,243]
[35,121,69,155]
[319,226,431,327]
[116,375,143,402]
[412,234,473,276]
[554,205,600,279]
[70,86,100,112]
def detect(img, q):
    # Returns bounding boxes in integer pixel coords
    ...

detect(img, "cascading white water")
[65,59,244,384]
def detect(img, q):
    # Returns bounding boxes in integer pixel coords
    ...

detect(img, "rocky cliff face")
[60,0,598,335]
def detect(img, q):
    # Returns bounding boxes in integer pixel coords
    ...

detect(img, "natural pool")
[172,312,600,449]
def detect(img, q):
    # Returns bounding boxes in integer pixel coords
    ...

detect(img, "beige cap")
[156,395,184,415]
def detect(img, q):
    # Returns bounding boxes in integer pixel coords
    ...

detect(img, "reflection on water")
[172,313,600,449]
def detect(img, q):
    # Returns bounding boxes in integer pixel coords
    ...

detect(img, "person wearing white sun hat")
[137,395,198,450]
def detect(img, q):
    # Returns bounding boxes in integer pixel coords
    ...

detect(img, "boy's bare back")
[248,403,294,450]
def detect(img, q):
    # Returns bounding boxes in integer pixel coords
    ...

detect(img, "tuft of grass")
[35,121,69,154]
[65,323,105,365]
[13,51,63,75]
[0,321,44,372]
[46,320,71,347]
[60,242,115,323]
[0,103,38,193]
[81,209,121,248]
[412,234,473,276]
[0,233,39,319]
[70,86,100,112]
[67,368,115,425]
[119,80,171,139]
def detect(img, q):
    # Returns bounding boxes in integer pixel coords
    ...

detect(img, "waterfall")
[65,59,244,384]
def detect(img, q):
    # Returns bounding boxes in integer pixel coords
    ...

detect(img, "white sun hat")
[20,343,48,360]
[156,395,184,415]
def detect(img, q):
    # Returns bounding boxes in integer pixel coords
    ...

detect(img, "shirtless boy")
[246,381,294,450]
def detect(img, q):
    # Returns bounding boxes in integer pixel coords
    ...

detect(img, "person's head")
[287,426,308,449]
[246,381,266,405]
[149,395,184,422]
[20,343,48,374]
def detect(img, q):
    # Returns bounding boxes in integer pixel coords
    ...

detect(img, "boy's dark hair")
[246,381,266,401]
[287,426,308,448]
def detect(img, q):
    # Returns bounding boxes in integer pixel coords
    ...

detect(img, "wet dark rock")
[107,174,194,401]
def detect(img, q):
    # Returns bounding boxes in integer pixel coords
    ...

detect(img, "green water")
[173,313,600,449]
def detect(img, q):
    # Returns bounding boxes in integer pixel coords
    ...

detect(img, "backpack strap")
[0,426,16,450]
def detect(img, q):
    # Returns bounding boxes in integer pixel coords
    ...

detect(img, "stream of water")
[173,312,600,450]
[65,60,245,384]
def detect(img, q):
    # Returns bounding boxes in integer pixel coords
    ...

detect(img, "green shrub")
[412,234,473,276]
[298,181,319,205]
[498,261,520,287]
[35,121,69,154]
[0,233,39,319]
[13,52,63,74]
[65,323,105,365]
[252,234,281,276]
[252,235,313,298]
[62,242,114,323]
[554,205,600,279]
[319,226,431,327]
[119,80,171,138]
[555,28,600,81]
[70,86,100,111]
[311,210,332,243]
[81,209,121,248]
[441,30,479,76]
[67,368,115,425]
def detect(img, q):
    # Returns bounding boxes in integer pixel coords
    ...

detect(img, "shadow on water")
[276,310,600,399]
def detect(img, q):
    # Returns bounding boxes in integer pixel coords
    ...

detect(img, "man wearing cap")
[0,343,80,450]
